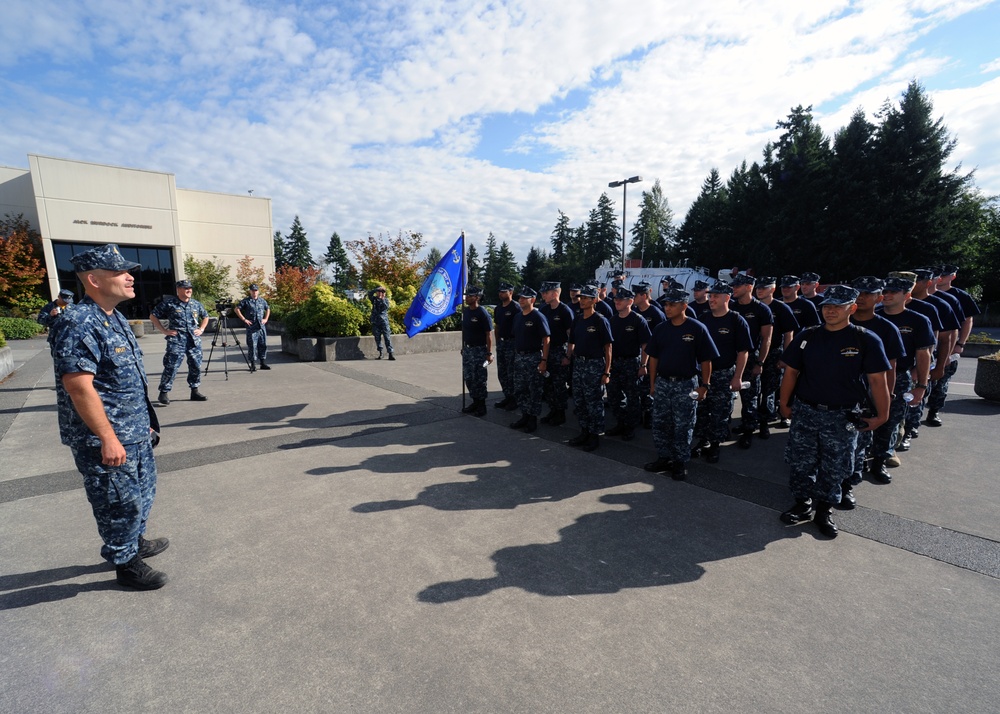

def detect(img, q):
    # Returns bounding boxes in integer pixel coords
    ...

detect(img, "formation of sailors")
[460,264,979,540]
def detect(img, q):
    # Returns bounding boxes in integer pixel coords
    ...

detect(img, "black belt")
[658,375,696,382]
[516,349,541,355]
[797,398,858,411]
[464,344,486,349]
[499,337,514,342]
[574,355,602,362]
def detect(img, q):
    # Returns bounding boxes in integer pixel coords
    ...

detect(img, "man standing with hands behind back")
[151,279,210,404]
[235,283,271,372]
[49,244,169,590]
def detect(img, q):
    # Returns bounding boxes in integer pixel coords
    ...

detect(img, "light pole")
[608,176,642,271]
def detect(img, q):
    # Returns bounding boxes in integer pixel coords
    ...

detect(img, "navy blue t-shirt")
[880,308,935,372]
[945,286,981,318]
[932,288,965,324]
[765,299,800,343]
[635,303,665,331]
[610,310,653,358]
[462,305,493,347]
[732,297,774,350]
[784,297,820,332]
[493,301,518,340]
[783,324,890,406]
[539,301,574,348]
[646,318,719,379]
[593,299,614,320]
[698,310,753,370]
[512,309,550,352]
[570,312,613,359]
[851,313,905,364]
[904,298,943,333]
[920,294,960,332]
[691,300,712,320]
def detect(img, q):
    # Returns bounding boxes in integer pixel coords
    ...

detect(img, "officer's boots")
[582,433,600,452]
[472,400,487,417]
[868,457,891,483]
[510,413,530,430]
[387,352,396,361]
[259,361,271,370]
[925,410,942,427]
[814,502,839,538]
[669,461,687,480]
[780,499,815,525]
[568,429,590,447]
[191,389,207,401]
[523,415,538,433]
[158,391,170,406]
[737,429,754,449]
[705,442,721,463]
[116,555,168,590]
[462,400,480,413]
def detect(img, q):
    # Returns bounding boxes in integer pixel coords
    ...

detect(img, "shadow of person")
[0,580,121,610]
[0,562,110,592]
[419,479,797,603]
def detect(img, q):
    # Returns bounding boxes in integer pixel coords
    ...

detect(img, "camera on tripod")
[215,298,235,315]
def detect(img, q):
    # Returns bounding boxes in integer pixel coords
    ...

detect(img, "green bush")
[0,317,44,340]
[0,329,6,348]
[286,283,366,339]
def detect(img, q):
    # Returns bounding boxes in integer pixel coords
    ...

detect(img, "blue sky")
[2,0,998,266]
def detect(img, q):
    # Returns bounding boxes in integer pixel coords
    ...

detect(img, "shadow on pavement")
[0,563,120,610]
[418,479,800,602]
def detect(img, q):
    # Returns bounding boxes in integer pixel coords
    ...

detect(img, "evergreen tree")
[520,246,551,290]
[726,161,770,272]
[585,192,620,272]
[423,247,443,277]
[466,243,483,287]
[827,109,880,277]
[323,231,354,288]
[871,80,972,270]
[273,230,288,270]
[675,169,728,270]
[550,210,573,261]
[628,179,675,267]
[495,241,521,288]
[284,216,315,269]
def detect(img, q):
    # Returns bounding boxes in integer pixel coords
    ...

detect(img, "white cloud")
[1,0,998,264]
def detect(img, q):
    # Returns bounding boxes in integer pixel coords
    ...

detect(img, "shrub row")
[0,317,44,340]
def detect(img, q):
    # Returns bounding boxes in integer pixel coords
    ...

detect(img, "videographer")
[150,279,210,404]
[235,283,271,371]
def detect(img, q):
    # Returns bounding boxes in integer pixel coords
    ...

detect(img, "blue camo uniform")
[695,294,753,454]
[874,278,935,463]
[645,291,719,477]
[849,279,905,485]
[237,289,270,368]
[608,289,652,436]
[757,278,799,427]
[538,284,574,421]
[493,283,518,407]
[731,276,774,438]
[37,289,75,329]
[49,243,167,590]
[901,292,942,435]
[510,288,550,424]
[936,267,981,416]
[461,288,493,409]
[368,287,394,358]
[568,298,613,443]
[780,286,890,535]
[924,276,965,419]
[152,289,209,394]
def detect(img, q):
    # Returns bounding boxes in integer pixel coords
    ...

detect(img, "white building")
[0,154,274,319]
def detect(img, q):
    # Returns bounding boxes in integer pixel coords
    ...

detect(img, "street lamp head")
[628,176,642,184]
[608,180,622,188]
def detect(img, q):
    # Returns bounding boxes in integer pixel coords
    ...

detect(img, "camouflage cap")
[692,280,710,291]
[779,275,800,288]
[939,264,959,276]
[708,281,733,295]
[912,268,935,281]
[464,285,484,296]
[613,287,635,300]
[176,279,193,289]
[730,273,756,287]
[249,283,259,291]
[611,279,624,289]
[800,272,821,283]
[632,281,651,294]
[818,284,859,306]
[882,277,915,293]
[539,280,561,292]
[888,270,917,282]
[577,285,598,298]
[517,285,537,299]
[58,289,75,301]
[661,287,690,303]
[69,243,140,272]
[497,282,514,293]
[851,276,884,294]
[755,276,777,288]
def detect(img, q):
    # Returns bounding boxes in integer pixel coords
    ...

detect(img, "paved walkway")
[1,333,998,713]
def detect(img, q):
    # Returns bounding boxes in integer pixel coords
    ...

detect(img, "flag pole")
[459,231,467,411]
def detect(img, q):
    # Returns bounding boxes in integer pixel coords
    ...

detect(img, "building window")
[52,241,175,319]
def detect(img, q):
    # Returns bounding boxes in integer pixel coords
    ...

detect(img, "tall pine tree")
[629,179,676,267]
[323,231,354,288]
[284,216,315,269]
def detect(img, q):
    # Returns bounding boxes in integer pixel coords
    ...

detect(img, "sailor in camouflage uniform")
[460,285,493,417]
[37,288,75,329]
[538,280,574,427]
[493,282,518,410]
[509,286,550,433]
[234,283,271,371]
[151,279,210,404]
[643,287,718,481]
[566,284,613,452]
[367,286,395,360]
[606,287,652,441]
[49,244,169,590]
[779,286,890,539]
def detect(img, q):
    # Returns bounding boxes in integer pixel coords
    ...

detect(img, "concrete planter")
[281,331,462,361]
[963,342,1000,358]
[0,346,13,382]
[129,321,145,338]
[973,354,1000,402]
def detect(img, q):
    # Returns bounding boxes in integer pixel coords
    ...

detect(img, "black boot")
[868,458,891,484]
[924,410,942,427]
[691,438,709,458]
[259,362,271,370]
[758,422,770,440]
[462,400,479,413]
[548,409,566,426]
[387,352,396,361]
[137,535,169,558]
[522,415,538,433]
[582,433,600,452]
[605,421,628,437]
[814,502,839,538]
[644,457,673,473]
[669,461,687,481]
[473,400,487,417]
[190,389,207,401]
[495,396,512,409]
[116,555,168,590]
[158,390,170,406]
[737,429,753,449]
[704,442,720,463]
[837,483,857,510]
[510,414,530,429]
[780,499,815,525]
[568,430,590,446]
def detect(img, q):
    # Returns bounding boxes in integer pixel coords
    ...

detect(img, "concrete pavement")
[1,332,998,713]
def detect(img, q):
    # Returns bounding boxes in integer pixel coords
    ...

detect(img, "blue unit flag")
[404,233,465,337]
